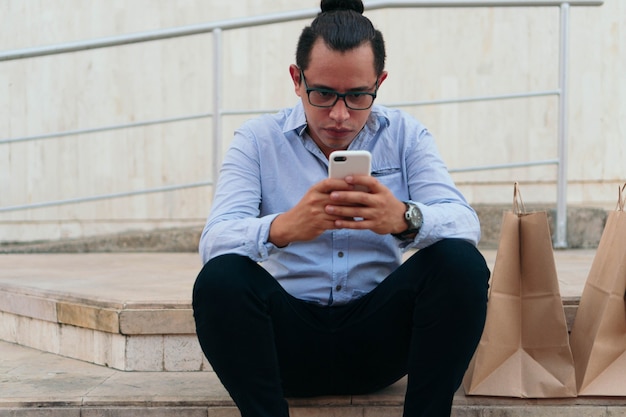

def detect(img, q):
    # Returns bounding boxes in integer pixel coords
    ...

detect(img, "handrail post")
[212,28,223,199]
[555,2,570,248]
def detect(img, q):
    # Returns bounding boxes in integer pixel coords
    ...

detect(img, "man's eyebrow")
[311,84,373,92]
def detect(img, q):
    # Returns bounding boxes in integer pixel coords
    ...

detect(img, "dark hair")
[295,0,386,76]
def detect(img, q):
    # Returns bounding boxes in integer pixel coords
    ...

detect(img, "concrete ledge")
[0,248,618,414]
[0,285,194,336]
[0,250,594,372]
[0,310,208,372]
[3,341,626,417]
[0,226,203,254]
[474,204,608,249]
[0,253,205,371]
[0,206,609,253]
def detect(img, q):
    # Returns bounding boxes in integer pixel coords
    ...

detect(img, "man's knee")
[428,238,488,275]
[413,239,490,305]
[193,254,256,308]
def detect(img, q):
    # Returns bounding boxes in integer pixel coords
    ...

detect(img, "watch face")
[408,205,423,229]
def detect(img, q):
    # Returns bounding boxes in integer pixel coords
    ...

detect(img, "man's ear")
[289,64,303,98]
[377,71,388,87]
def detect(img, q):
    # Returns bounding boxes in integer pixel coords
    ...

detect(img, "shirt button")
[336,285,342,291]
[338,251,344,258]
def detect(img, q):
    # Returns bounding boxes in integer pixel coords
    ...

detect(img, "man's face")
[290,39,387,158]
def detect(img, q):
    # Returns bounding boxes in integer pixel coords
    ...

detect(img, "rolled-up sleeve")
[199,132,281,265]
[402,127,481,250]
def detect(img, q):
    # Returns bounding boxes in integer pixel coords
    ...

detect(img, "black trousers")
[192,238,490,417]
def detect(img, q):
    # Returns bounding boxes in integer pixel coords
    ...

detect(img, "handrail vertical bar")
[212,28,223,199]
[555,2,570,248]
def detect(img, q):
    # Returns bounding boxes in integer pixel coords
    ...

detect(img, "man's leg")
[192,254,291,417]
[192,254,348,416]
[193,240,489,416]
[401,239,490,416]
[316,239,489,415]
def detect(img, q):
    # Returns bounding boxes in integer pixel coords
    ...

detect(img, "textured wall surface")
[1,1,622,242]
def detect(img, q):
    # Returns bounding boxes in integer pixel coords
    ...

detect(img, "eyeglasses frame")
[299,69,379,111]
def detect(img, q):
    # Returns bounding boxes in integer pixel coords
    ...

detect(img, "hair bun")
[320,0,364,14]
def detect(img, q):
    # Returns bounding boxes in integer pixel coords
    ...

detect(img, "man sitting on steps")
[192,1,490,416]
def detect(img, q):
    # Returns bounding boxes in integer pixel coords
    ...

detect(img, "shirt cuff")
[254,213,282,261]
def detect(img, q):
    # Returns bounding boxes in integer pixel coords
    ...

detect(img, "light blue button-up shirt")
[199,101,480,305]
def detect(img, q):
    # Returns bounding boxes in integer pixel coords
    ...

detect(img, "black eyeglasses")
[300,70,378,111]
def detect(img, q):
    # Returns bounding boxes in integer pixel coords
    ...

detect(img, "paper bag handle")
[513,182,526,215]
[617,183,626,212]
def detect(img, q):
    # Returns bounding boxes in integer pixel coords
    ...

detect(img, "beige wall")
[1,1,623,243]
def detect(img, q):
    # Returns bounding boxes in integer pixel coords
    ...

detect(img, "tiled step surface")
[0,250,594,372]
[0,253,206,372]
[3,340,626,417]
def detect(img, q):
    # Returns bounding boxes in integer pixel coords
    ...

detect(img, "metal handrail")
[0,181,213,212]
[0,0,605,247]
[0,113,213,145]
[0,1,602,62]
[0,89,559,145]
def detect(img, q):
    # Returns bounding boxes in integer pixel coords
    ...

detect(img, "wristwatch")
[392,201,423,240]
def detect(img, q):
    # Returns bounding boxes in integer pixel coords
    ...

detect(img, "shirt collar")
[283,101,308,137]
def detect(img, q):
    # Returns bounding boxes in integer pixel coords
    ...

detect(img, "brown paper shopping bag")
[464,183,577,397]
[569,183,626,396]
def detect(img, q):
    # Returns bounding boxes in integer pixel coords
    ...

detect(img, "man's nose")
[329,97,350,121]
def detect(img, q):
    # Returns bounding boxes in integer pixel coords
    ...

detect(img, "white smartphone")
[328,150,371,191]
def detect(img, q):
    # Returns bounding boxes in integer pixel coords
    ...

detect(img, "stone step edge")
[3,375,626,408]
[0,285,194,335]
[3,394,626,414]
[0,296,582,372]
[2,404,626,414]
[0,309,209,372]
[0,285,581,336]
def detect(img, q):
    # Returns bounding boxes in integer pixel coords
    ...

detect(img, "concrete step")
[0,253,205,372]
[2,250,624,415]
[3,340,626,417]
[0,250,594,372]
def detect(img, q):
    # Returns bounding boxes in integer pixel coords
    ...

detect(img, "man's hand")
[269,175,410,247]
[268,178,357,247]
[324,175,409,235]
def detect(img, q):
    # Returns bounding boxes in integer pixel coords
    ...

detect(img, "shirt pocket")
[371,167,407,199]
